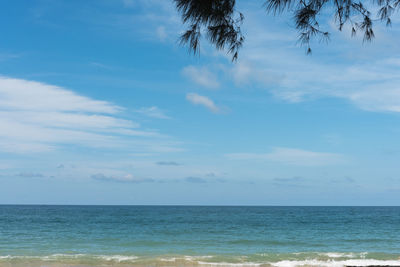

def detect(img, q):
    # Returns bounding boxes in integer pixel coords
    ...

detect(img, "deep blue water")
[0,205,400,266]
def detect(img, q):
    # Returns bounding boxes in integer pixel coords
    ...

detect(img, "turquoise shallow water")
[1,205,400,266]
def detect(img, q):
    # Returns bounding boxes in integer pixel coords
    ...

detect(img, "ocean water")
[1,206,400,267]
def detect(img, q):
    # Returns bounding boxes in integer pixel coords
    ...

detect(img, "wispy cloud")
[0,53,21,62]
[91,173,223,184]
[346,85,400,112]
[226,147,345,166]
[231,61,284,87]
[91,173,155,183]
[121,0,135,8]
[156,26,167,41]
[272,176,308,187]
[182,66,220,89]
[16,172,45,178]
[185,176,207,183]
[330,176,355,183]
[0,76,177,153]
[135,106,170,119]
[273,176,306,183]
[204,5,400,113]
[186,93,221,113]
[0,76,119,113]
[89,62,113,69]
[156,161,181,166]
[92,0,180,43]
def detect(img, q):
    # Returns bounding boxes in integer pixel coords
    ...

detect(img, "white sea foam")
[197,261,262,266]
[159,257,178,262]
[159,255,215,262]
[317,252,365,258]
[185,255,214,260]
[42,253,87,260]
[1,254,400,267]
[271,259,400,267]
[0,254,139,263]
[95,255,139,262]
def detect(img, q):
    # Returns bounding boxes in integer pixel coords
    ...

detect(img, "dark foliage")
[175,0,244,61]
[175,0,397,60]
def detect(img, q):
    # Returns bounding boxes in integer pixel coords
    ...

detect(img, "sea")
[0,205,400,267]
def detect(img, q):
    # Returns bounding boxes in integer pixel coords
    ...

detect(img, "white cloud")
[156,161,181,166]
[95,0,181,44]
[89,62,113,69]
[231,61,284,87]
[0,76,119,113]
[0,53,21,62]
[0,76,176,153]
[229,46,400,112]
[205,5,400,113]
[182,66,220,89]
[91,173,154,183]
[0,111,138,130]
[346,86,400,112]
[16,172,45,178]
[186,93,220,113]
[156,26,167,41]
[226,147,345,166]
[121,0,135,8]
[135,106,170,119]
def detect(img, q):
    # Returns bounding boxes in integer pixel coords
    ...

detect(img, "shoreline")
[1,253,400,267]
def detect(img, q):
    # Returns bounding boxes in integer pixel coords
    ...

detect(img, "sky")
[0,0,400,205]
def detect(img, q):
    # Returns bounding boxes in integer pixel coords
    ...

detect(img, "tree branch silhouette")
[175,0,396,60]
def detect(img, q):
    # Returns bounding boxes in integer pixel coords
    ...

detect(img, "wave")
[271,259,400,267]
[1,252,400,266]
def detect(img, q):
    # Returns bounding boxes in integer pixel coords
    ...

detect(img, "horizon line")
[1,204,399,207]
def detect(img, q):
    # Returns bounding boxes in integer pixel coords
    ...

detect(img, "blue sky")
[0,0,400,205]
